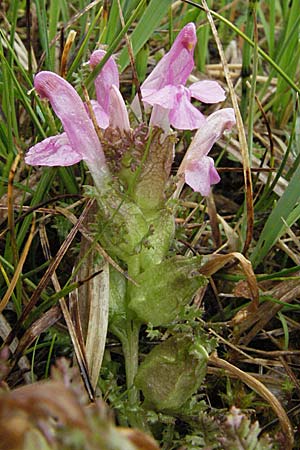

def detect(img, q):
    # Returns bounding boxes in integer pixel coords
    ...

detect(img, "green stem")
[112,318,145,429]
[124,319,140,406]
[120,318,147,431]
[120,255,146,429]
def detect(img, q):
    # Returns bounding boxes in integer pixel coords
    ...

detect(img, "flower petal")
[178,108,235,195]
[33,71,109,190]
[184,156,220,196]
[109,85,130,132]
[88,99,110,129]
[141,22,197,93]
[142,85,177,109]
[169,86,206,130]
[149,106,171,131]
[142,85,178,131]
[185,108,236,160]
[189,80,226,104]
[25,133,82,166]
[89,49,119,114]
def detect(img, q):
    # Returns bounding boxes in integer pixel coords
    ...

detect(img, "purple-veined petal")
[33,71,109,190]
[25,133,82,166]
[89,50,119,114]
[141,23,197,93]
[185,108,236,160]
[169,86,206,130]
[109,85,130,132]
[189,80,226,104]
[184,156,220,196]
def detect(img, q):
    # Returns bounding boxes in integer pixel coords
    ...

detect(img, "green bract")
[138,208,175,271]
[132,129,175,213]
[96,189,149,264]
[128,256,207,326]
[135,334,208,411]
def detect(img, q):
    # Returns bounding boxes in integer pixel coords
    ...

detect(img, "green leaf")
[96,188,149,264]
[135,334,209,411]
[138,208,175,271]
[251,162,300,268]
[128,256,207,325]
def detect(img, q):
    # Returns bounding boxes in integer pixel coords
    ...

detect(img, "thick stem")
[111,319,143,428]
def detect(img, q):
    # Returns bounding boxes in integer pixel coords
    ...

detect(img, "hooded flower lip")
[25,71,109,190]
[141,22,197,92]
[179,108,236,196]
[109,85,130,132]
[89,49,119,128]
[90,49,120,100]
[89,49,130,132]
[139,22,226,131]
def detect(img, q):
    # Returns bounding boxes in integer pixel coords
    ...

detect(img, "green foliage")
[251,161,300,268]
[128,256,206,326]
[94,189,149,264]
[135,333,209,411]
[269,0,300,126]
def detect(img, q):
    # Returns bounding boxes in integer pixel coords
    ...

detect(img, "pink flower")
[25,49,131,191]
[89,50,130,132]
[141,23,197,91]
[179,108,236,196]
[25,72,109,191]
[140,23,225,130]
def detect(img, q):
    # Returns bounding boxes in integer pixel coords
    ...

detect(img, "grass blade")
[118,0,173,71]
[251,162,300,268]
